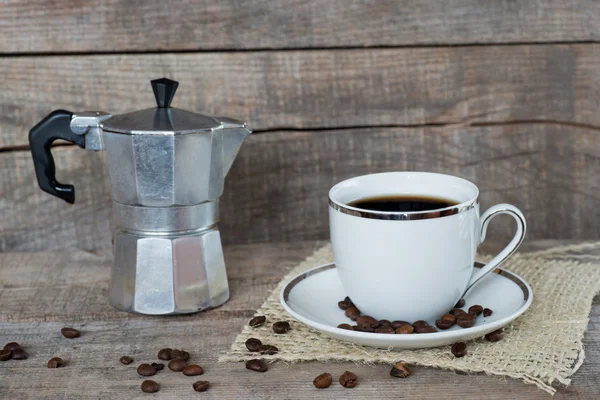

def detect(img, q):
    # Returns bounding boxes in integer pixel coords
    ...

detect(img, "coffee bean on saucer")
[345,307,361,321]
[412,320,429,329]
[455,299,466,308]
[245,338,262,352]
[168,359,188,372]
[273,321,291,334]
[337,323,353,330]
[395,324,414,334]
[47,357,64,368]
[182,364,204,376]
[391,321,410,329]
[483,308,493,317]
[11,348,27,360]
[141,380,159,393]
[356,316,379,329]
[375,325,395,334]
[451,342,467,357]
[390,362,411,378]
[415,326,437,334]
[259,345,278,355]
[435,319,454,330]
[137,363,157,377]
[441,314,457,323]
[0,349,11,361]
[3,342,21,352]
[157,348,172,360]
[339,371,358,388]
[61,327,80,339]
[355,325,375,333]
[249,315,266,328]
[313,372,333,389]
[485,329,504,342]
[450,308,467,316]
[193,380,210,392]
[119,356,134,365]
[468,305,483,316]
[246,359,268,372]
[379,319,392,327]
[338,301,351,310]
[456,314,475,328]
[151,362,164,371]
[344,297,354,307]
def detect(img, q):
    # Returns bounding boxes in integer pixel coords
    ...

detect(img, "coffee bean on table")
[246,359,268,372]
[11,348,27,360]
[391,321,410,329]
[339,371,358,388]
[395,324,414,334]
[137,363,157,376]
[168,359,188,372]
[313,372,333,389]
[182,364,204,376]
[47,357,64,368]
[61,327,80,339]
[119,356,134,365]
[249,315,266,328]
[435,319,454,330]
[455,299,466,308]
[141,380,160,393]
[483,308,493,317]
[379,319,392,327]
[356,316,379,329]
[259,345,278,355]
[456,314,475,328]
[375,325,395,334]
[193,380,210,392]
[451,342,468,357]
[3,342,21,352]
[345,307,361,321]
[272,321,291,334]
[485,329,504,342]
[151,362,164,371]
[390,362,411,378]
[468,305,483,316]
[0,349,11,361]
[337,323,353,330]
[245,338,263,352]
[171,349,189,361]
[157,348,172,360]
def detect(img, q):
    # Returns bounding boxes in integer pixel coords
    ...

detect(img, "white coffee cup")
[329,172,526,322]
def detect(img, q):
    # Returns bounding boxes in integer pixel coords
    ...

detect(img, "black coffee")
[348,195,457,212]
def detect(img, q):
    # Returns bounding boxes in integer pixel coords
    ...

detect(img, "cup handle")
[466,203,526,291]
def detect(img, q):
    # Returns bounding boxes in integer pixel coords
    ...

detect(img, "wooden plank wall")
[1,1,599,251]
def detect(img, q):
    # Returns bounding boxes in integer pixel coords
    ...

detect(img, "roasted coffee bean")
[272,321,291,334]
[339,371,358,388]
[455,299,466,308]
[3,342,21,352]
[378,319,392,327]
[450,308,467,316]
[245,338,263,352]
[375,325,395,334]
[468,305,483,316]
[356,316,379,329]
[193,380,210,392]
[338,301,351,310]
[171,349,189,361]
[485,329,504,342]
[344,296,354,307]
[456,314,475,328]
[415,326,437,334]
[119,356,134,365]
[313,372,333,389]
[355,325,375,333]
[137,363,157,377]
[344,306,361,321]
[435,319,454,330]
[168,359,188,372]
[483,308,493,317]
[337,323,353,330]
[245,359,268,373]
[412,320,429,329]
[151,362,164,371]
[451,342,467,357]
[395,324,414,334]
[182,364,204,376]
[141,380,160,393]
[61,327,80,339]
[0,349,11,361]
[441,314,457,323]
[11,348,27,360]
[249,315,266,328]
[182,351,190,361]
[390,362,411,378]
[259,345,278,355]
[47,357,64,368]
[157,348,172,360]
[391,320,410,329]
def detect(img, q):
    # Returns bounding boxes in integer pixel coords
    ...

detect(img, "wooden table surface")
[0,240,598,399]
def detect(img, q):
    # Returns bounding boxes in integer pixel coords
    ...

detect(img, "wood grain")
[1,124,599,251]
[0,0,598,54]
[1,44,599,147]
[0,240,598,399]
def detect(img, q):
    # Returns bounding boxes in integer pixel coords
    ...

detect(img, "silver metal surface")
[70,111,112,150]
[328,197,479,220]
[113,201,218,233]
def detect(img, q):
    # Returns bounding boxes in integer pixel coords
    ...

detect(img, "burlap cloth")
[220,242,600,395]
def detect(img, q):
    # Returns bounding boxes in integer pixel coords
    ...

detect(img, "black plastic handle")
[28,110,85,204]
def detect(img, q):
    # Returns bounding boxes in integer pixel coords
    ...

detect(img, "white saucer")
[280,262,532,349]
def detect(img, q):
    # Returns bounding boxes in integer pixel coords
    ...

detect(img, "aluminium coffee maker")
[29,78,251,315]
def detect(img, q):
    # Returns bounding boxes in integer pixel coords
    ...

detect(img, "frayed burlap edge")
[220,243,600,395]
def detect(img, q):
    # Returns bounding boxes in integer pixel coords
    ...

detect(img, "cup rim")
[328,171,479,221]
